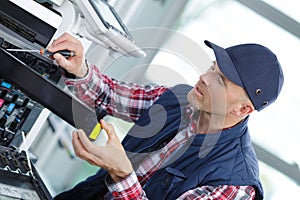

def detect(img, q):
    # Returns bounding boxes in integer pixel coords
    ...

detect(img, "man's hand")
[72,119,133,182]
[47,33,87,78]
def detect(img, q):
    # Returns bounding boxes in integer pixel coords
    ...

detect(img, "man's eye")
[211,66,215,71]
[218,77,224,85]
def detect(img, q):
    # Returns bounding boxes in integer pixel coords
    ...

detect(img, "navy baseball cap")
[204,40,284,111]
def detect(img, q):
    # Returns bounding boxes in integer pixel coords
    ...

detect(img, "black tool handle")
[45,50,75,59]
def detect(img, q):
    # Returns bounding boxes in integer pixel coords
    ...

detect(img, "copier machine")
[0,0,144,199]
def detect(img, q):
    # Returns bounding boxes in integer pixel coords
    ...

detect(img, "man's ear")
[232,103,255,117]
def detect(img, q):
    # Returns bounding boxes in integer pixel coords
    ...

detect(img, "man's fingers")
[72,131,106,167]
[76,129,96,153]
[72,131,95,158]
[53,53,68,66]
[49,42,82,58]
[100,119,119,142]
[48,33,83,55]
[72,131,88,158]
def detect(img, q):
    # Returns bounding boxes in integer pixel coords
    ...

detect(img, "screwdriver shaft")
[6,48,75,58]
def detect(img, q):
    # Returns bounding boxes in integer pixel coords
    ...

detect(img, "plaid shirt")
[64,64,256,200]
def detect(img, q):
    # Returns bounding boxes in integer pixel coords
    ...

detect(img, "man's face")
[187,62,246,116]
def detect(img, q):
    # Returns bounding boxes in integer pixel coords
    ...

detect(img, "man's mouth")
[195,85,204,96]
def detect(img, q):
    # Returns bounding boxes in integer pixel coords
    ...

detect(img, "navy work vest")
[55,84,263,200]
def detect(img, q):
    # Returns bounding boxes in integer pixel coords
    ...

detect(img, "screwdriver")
[6,48,75,59]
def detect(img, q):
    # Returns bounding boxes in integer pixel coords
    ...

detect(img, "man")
[49,33,284,199]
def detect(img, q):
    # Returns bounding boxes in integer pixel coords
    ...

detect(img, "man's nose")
[200,74,209,86]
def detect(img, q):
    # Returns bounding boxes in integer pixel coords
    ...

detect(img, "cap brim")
[204,40,243,87]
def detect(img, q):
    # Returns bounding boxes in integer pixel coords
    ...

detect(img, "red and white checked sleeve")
[63,63,168,122]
